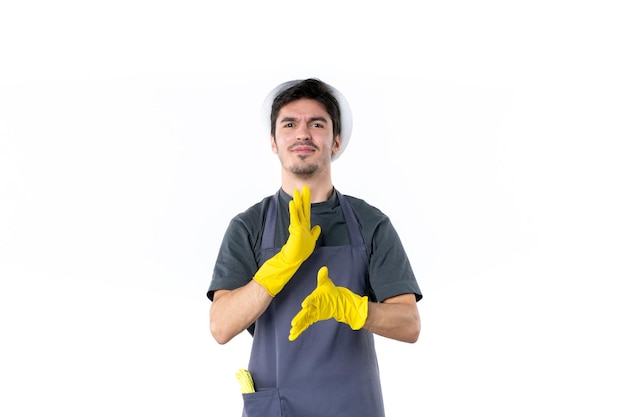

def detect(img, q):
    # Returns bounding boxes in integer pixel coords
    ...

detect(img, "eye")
[311,122,324,128]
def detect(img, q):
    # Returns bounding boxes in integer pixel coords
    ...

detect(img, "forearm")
[363,294,421,343]
[210,280,273,344]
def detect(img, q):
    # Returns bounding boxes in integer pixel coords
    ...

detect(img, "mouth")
[290,145,317,155]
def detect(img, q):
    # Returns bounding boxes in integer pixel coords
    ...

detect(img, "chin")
[288,161,319,176]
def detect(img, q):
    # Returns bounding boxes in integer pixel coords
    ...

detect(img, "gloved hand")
[253,186,321,297]
[289,266,369,341]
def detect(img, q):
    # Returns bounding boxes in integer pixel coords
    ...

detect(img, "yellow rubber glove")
[289,266,369,341]
[236,369,255,394]
[253,186,321,297]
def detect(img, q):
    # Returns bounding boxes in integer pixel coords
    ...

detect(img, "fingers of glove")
[288,199,299,230]
[289,188,312,231]
[299,266,334,309]
[299,288,321,309]
[289,305,318,341]
[293,188,304,225]
[311,224,321,240]
[317,265,330,284]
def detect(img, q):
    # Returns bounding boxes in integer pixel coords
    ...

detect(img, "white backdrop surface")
[1,1,625,416]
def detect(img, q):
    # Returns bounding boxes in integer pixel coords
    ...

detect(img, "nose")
[295,124,311,141]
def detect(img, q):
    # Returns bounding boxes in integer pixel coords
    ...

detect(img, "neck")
[281,175,334,203]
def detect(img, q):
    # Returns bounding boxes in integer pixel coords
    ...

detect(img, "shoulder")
[341,192,408,246]
[233,197,268,222]
[342,194,390,226]
[227,194,274,235]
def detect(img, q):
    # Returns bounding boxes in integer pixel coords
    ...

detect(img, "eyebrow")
[279,116,329,124]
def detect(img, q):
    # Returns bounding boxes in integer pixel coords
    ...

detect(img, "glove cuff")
[348,294,369,330]
[252,252,301,297]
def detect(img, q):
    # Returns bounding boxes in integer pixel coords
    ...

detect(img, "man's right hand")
[253,186,321,297]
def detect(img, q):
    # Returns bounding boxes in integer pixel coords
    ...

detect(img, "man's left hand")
[289,266,368,341]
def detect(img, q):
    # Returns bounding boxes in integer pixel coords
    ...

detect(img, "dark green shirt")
[208,188,422,303]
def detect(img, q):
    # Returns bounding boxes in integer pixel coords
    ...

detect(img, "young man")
[208,78,422,417]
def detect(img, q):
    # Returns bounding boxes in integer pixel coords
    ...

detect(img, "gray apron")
[242,190,385,417]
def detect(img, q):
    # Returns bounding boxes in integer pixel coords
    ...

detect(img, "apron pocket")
[242,388,282,417]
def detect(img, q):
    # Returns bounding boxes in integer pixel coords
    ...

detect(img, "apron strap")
[261,191,280,250]
[335,190,365,246]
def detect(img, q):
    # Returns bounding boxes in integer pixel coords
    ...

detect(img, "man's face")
[271,98,340,177]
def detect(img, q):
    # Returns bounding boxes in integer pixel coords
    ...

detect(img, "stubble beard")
[288,157,319,178]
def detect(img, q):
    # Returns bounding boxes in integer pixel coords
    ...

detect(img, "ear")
[270,135,278,154]
[331,135,341,156]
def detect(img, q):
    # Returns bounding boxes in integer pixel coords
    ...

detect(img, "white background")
[1,1,625,416]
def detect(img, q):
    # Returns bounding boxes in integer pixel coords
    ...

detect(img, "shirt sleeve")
[367,215,423,303]
[207,215,260,301]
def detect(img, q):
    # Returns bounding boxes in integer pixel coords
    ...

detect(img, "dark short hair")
[270,78,342,138]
